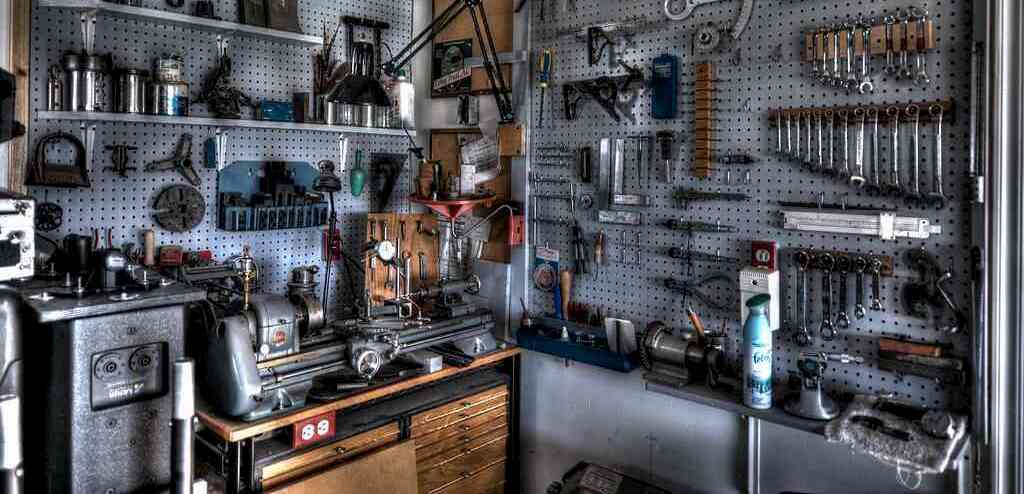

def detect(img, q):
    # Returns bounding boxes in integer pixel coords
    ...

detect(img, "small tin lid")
[116,68,150,78]
[62,52,110,72]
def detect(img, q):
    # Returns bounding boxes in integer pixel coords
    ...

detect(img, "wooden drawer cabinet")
[418,428,507,472]
[411,385,508,429]
[262,423,400,489]
[415,411,507,461]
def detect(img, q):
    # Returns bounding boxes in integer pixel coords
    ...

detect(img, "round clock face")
[376,240,397,262]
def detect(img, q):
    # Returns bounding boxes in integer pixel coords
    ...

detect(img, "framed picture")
[266,0,301,33]
[431,39,473,98]
[238,0,266,27]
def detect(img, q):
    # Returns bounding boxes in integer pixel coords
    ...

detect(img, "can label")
[745,343,772,408]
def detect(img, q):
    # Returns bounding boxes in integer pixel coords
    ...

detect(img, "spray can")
[743,293,773,409]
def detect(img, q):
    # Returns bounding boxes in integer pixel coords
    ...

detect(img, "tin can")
[114,69,149,114]
[149,80,190,116]
[354,104,375,127]
[62,52,110,112]
[154,56,185,83]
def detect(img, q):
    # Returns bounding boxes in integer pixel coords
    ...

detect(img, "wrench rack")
[768,99,956,125]
[529,0,974,409]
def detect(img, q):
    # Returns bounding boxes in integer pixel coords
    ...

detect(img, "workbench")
[196,346,522,493]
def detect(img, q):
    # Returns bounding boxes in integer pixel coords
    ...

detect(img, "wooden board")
[365,212,441,303]
[262,423,401,489]
[197,346,521,442]
[431,0,513,96]
[7,0,29,192]
[266,441,418,494]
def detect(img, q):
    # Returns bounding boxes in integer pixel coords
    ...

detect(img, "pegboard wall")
[528,0,974,410]
[27,0,416,313]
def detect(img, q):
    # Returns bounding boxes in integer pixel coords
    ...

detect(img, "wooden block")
[497,125,522,157]
[870,25,886,54]
[266,441,418,494]
[803,33,814,62]
[879,338,943,358]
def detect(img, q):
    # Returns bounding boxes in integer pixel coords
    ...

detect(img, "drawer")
[426,461,506,494]
[411,385,508,429]
[417,425,508,470]
[413,403,505,444]
[411,399,507,440]
[261,422,400,489]
[417,436,507,493]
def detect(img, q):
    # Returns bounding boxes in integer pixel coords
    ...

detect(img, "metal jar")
[373,105,391,128]
[113,69,149,114]
[62,53,110,112]
[324,102,340,125]
[154,56,185,83]
[354,104,375,127]
[149,80,190,116]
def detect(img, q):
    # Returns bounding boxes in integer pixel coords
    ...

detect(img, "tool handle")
[560,269,572,321]
[538,48,553,85]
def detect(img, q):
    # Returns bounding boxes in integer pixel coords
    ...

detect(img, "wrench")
[883,16,897,75]
[776,111,783,155]
[804,111,814,167]
[820,29,831,82]
[926,104,947,209]
[899,12,913,80]
[816,111,824,171]
[904,104,923,205]
[786,112,793,158]
[825,110,835,175]
[859,22,874,94]
[832,26,841,88]
[869,257,883,311]
[795,108,802,161]
[853,256,867,319]
[845,25,858,91]
[835,256,852,329]
[838,109,850,178]
[914,11,931,85]
[850,108,866,187]
[886,106,902,194]
[866,108,883,194]
[795,250,813,347]
[811,30,821,80]
[818,253,837,341]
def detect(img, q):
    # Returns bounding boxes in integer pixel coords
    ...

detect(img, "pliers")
[146,134,201,186]
[664,273,735,312]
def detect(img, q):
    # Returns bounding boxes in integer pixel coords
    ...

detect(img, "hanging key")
[818,253,837,341]
[858,22,874,94]
[835,256,852,329]
[838,109,851,178]
[914,10,931,85]
[904,104,923,205]
[886,106,902,194]
[866,107,882,194]
[795,250,813,347]
[850,108,866,187]
[926,104,947,209]
[869,257,883,311]
[853,256,867,319]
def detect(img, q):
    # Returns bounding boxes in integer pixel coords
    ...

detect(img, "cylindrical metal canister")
[113,69,149,114]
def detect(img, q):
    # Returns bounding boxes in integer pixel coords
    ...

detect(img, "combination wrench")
[838,109,851,178]
[904,104,923,205]
[899,11,913,80]
[858,22,874,93]
[786,112,793,158]
[818,253,837,341]
[845,25,858,91]
[914,11,931,85]
[795,251,813,347]
[849,108,867,187]
[832,26,841,88]
[835,256,852,329]
[825,110,836,175]
[866,107,882,194]
[776,111,784,155]
[795,109,802,160]
[853,256,867,319]
[820,29,831,81]
[816,111,824,171]
[885,106,902,194]
[926,104,947,209]
[869,257,883,311]
[811,31,821,80]
[883,16,897,75]
[805,111,814,167]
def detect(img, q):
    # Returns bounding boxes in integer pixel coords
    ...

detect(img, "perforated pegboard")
[27,0,416,314]
[528,0,973,409]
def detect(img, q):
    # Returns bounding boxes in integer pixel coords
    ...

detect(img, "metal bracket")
[215,128,228,171]
[80,11,97,54]
[80,123,96,174]
[338,134,349,173]
[216,34,230,59]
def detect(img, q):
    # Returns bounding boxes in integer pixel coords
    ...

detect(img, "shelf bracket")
[338,134,349,173]
[216,34,230,59]
[80,10,97,54]
[80,123,96,174]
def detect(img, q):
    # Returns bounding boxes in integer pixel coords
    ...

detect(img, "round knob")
[7,231,24,244]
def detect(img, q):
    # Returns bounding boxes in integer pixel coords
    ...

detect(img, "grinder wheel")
[152,184,205,232]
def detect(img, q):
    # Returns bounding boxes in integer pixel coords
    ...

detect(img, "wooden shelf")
[36,111,416,137]
[39,0,322,46]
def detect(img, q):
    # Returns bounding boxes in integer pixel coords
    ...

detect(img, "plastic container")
[743,293,773,409]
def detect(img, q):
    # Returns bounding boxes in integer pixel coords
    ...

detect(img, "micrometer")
[663,0,755,39]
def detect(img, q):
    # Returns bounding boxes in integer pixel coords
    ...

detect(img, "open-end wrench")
[786,112,793,158]
[816,111,824,171]
[904,104,923,205]
[776,111,784,155]
[883,16,897,75]
[914,11,931,85]
[899,11,913,80]
[804,111,814,167]
[853,256,867,319]
[795,109,802,161]
[850,108,866,187]
[818,253,837,341]
[832,26,841,88]
[858,22,874,94]
[866,108,883,194]
[820,29,831,81]
[869,257,883,311]
[926,105,947,209]
[825,110,836,175]
[845,25,858,91]
[795,250,813,347]
[838,109,851,178]
[835,256,852,329]
[886,106,902,194]
[811,31,821,80]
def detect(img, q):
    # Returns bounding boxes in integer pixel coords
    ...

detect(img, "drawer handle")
[460,472,471,479]
[335,446,348,455]
[460,436,471,443]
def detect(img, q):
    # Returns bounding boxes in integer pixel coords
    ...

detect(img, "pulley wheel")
[152,184,205,232]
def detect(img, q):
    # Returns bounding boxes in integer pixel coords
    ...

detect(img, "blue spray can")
[743,294,773,409]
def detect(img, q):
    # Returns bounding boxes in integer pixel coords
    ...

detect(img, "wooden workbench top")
[197,346,521,442]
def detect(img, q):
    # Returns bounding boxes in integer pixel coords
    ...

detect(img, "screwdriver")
[656,130,675,182]
[537,48,553,128]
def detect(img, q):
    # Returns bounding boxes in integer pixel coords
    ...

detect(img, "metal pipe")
[171,359,195,494]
